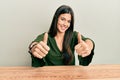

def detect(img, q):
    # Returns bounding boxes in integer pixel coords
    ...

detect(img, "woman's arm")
[75,32,95,66]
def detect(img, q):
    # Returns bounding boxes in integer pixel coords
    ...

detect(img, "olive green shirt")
[30,31,95,67]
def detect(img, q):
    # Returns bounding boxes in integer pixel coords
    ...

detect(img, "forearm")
[31,55,45,67]
[78,39,95,66]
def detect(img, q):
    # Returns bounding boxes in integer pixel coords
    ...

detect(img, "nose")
[63,21,68,27]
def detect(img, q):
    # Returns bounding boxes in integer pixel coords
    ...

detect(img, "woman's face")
[57,13,71,33]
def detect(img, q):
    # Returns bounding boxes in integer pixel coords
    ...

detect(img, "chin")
[59,30,66,33]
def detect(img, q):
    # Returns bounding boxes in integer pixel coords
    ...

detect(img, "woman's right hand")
[31,33,50,59]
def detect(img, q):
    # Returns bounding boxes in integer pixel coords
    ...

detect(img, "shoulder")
[73,31,87,41]
[73,31,82,39]
[73,31,78,38]
[72,31,79,43]
[34,32,46,42]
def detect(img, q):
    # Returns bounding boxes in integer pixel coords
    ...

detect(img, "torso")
[54,36,63,52]
[54,32,65,52]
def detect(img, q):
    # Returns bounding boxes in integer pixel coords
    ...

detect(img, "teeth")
[61,26,66,30]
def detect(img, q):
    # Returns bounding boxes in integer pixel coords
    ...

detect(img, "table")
[0,64,120,80]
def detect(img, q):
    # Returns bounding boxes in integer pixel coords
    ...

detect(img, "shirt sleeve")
[78,46,95,66]
[31,56,45,67]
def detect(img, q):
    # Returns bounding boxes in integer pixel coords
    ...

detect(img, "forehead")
[59,13,71,20]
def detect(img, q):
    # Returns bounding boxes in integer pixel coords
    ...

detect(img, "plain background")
[0,0,120,66]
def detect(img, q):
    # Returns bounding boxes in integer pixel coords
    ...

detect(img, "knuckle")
[34,48,38,51]
[39,41,43,44]
[33,52,38,57]
[45,51,48,54]
[47,46,50,51]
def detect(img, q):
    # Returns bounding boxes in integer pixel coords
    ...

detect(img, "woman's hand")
[31,33,50,59]
[75,33,93,57]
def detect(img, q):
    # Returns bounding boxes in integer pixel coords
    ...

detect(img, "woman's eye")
[68,20,71,23]
[61,17,65,21]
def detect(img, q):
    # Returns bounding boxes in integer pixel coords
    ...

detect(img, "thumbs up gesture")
[75,33,92,57]
[31,33,50,59]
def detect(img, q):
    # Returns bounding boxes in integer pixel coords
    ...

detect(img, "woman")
[29,5,95,67]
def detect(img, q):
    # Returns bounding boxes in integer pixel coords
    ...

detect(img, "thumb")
[43,32,48,44]
[80,40,89,51]
[77,32,82,43]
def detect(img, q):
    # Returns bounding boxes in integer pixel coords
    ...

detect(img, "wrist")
[29,42,38,53]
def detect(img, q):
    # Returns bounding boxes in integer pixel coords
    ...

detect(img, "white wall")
[0,0,120,66]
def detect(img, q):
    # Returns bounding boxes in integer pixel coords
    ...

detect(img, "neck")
[55,32,65,40]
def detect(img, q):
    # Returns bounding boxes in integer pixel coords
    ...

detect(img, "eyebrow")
[60,16,71,21]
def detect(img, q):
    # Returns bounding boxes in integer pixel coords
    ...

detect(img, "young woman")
[29,5,95,67]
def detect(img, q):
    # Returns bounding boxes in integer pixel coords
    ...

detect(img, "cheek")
[67,23,70,28]
[57,21,60,27]
[68,23,70,27]
[57,20,63,28]
[57,22,61,30]
[58,20,63,25]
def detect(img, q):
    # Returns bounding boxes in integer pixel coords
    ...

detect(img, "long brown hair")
[48,5,74,65]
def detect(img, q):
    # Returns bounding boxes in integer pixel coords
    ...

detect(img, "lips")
[61,26,68,31]
[57,24,68,33]
[61,26,66,30]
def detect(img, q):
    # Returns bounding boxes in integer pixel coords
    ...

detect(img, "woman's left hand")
[75,33,92,57]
